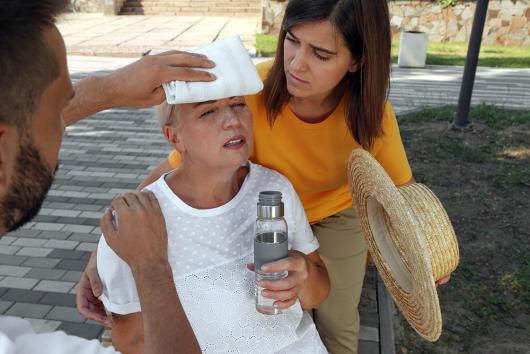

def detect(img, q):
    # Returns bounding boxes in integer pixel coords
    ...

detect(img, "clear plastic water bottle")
[254,191,289,315]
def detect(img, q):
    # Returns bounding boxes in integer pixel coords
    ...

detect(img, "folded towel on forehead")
[161,35,263,104]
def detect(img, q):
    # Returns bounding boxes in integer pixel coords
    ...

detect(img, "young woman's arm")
[138,159,173,190]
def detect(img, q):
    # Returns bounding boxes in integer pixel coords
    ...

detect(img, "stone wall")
[389,0,530,46]
[69,0,101,12]
[68,0,126,14]
[262,0,286,33]
[262,0,530,47]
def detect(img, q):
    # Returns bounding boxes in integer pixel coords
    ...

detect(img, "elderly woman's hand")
[257,250,310,309]
[249,250,330,310]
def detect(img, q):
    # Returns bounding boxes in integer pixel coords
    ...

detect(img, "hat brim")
[348,149,442,341]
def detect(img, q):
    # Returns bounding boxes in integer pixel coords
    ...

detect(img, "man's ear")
[163,125,186,154]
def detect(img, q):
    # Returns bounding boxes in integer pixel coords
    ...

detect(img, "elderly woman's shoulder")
[250,162,297,196]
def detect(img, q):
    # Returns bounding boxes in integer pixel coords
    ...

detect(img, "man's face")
[0,25,74,234]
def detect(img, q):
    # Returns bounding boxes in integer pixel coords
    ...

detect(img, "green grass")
[393,41,530,68]
[255,34,530,68]
[255,34,278,57]
[399,103,530,129]
[396,104,530,353]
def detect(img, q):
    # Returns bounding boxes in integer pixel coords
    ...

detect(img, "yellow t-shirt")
[168,60,412,223]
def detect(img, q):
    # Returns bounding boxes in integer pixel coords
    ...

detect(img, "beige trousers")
[312,208,368,354]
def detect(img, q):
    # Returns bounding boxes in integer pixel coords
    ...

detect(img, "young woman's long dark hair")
[263,0,391,149]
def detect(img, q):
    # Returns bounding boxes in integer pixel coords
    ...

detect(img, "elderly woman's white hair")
[154,102,177,128]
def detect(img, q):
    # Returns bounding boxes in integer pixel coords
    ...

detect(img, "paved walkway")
[1,13,529,350]
[58,14,260,57]
[2,53,528,347]
[66,55,530,114]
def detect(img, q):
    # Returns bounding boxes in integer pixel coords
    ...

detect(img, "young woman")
[79,0,450,352]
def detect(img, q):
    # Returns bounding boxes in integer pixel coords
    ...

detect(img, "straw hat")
[348,149,459,341]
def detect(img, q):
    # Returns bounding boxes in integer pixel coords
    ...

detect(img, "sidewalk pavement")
[1,12,529,349]
[67,55,530,114]
[58,13,260,57]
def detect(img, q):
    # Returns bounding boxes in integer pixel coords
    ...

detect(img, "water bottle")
[254,191,289,315]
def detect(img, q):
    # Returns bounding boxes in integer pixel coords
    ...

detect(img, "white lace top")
[97,162,328,354]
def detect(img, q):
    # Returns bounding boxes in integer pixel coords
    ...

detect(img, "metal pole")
[453,0,490,129]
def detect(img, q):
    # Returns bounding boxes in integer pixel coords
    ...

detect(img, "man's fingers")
[136,190,156,211]
[100,208,117,240]
[122,192,143,210]
[110,195,128,211]
[156,53,215,68]
[159,66,216,83]
[144,190,162,211]
[151,86,166,105]
[154,50,207,59]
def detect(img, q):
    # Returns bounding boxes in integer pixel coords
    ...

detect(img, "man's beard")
[0,132,56,233]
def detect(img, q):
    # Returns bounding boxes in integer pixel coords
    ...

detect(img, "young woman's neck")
[166,161,248,209]
[288,82,345,124]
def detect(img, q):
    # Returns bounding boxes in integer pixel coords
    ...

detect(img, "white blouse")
[98,162,327,353]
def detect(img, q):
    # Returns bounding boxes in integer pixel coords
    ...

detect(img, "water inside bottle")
[255,231,288,315]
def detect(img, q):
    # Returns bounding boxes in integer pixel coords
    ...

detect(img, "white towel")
[162,35,263,104]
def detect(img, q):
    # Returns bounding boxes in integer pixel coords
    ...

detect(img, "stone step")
[120,7,261,16]
[120,6,261,16]
[124,1,260,7]
[125,0,259,5]
[122,4,260,10]
[120,0,261,15]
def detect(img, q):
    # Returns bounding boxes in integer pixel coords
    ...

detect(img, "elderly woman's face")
[170,96,253,169]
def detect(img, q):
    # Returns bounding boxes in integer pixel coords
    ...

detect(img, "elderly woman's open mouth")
[223,135,246,149]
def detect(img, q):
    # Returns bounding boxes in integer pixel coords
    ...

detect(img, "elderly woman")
[96,93,330,354]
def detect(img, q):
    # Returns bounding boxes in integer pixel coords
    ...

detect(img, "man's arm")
[111,313,144,354]
[63,51,215,126]
[76,158,173,324]
[100,191,201,354]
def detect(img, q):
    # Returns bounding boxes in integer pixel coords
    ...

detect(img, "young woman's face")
[168,97,253,170]
[283,20,357,100]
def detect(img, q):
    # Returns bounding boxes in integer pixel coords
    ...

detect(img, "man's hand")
[63,50,216,126]
[100,191,169,272]
[100,191,201,354]
[76,250,110,326]
[106,51,216,109]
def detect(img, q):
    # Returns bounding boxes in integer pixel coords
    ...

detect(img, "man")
[0,0,215,352]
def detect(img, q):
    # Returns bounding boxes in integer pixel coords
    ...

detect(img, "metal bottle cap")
[257,191,284,219]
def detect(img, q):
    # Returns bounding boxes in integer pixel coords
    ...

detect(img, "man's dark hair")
[0,0,69,128]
